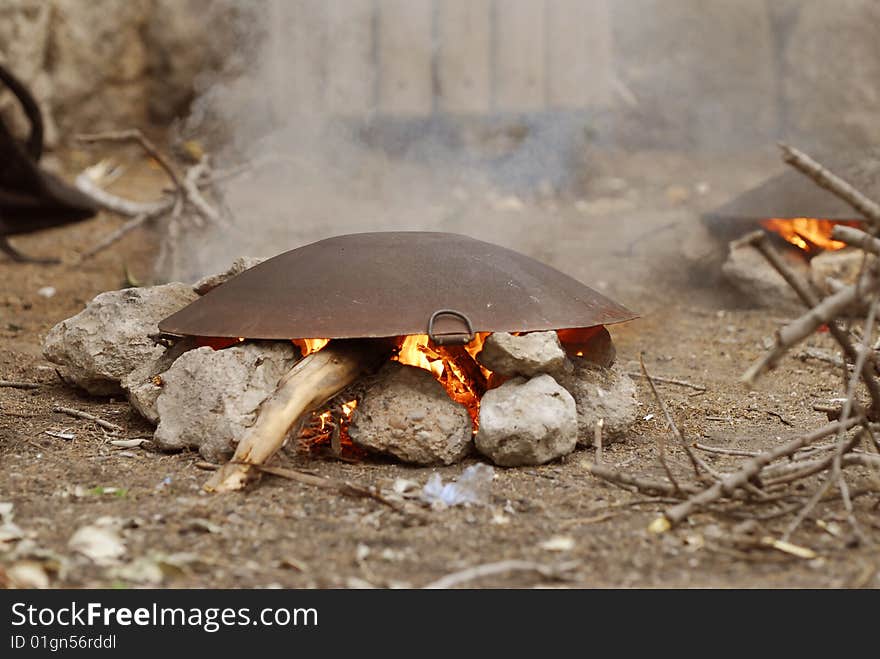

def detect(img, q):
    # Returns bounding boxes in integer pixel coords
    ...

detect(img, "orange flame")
[393,333,491,426]
[760,218,860,254]
[292,338,331,355]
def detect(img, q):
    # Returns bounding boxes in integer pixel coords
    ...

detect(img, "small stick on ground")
[80,212,155,259]
[422,560,580,589]
[779,143,880,226]
[650,416,862,532]
[257,464,426,519]
[76,130,184,191]
[52,406,122,433]
[584,462,700,497]
[0,380,40,390]
[693,443,761,458]
[640,354,703,480]
[742,275,880,385]
[624,371,706,392]
[739,230,880,412]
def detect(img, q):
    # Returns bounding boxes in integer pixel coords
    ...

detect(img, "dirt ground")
[1,148,878,589]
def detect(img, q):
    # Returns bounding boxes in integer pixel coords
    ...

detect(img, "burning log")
[205,339,394,492]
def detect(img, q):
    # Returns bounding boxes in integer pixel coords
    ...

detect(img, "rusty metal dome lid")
[159,232,637,341]
[706,151,880,223]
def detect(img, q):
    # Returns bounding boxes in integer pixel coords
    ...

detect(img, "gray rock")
[43,283,198,395]
[153,341,299,461]
[192,256,265,295]
[122,338,198,424]
[475,374,577,467]
[810,247,874,296]
[558,363,639,447]
[123,362,164,425]
[477,331,567,378]
[721,241,806,311]
[348,363,472,465]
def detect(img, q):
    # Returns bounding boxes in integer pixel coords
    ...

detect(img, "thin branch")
[832,225,880,255]
[0,380,40,390]
[52,406,122,433]
[779,143,880,226]
[76,129,184,192]
[640,354,703,479]
[79,212,155,260]
[624,371,706,392]
[742,274,880,385]
[423,560,580,589]
[256,464,426,521]
[739,229,880,413]
[650,417,862,532]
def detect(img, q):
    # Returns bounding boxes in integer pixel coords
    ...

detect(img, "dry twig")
[779,143,880,226]
[52,406,122,433]
[422,560,579,589]
[0,380,39,390]
[256,464,426,520]
[624,371,706,391]
[649,417,862,532]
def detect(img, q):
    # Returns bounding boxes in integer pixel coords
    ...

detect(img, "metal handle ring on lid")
[427,309,475,346]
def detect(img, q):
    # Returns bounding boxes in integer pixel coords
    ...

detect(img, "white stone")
[477,331,568,378]
[475,374,577,467]
[153,341,299,461]
[557,363,639,446]
[43,283,198,395]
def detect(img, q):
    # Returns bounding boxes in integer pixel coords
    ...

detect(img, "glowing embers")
[297,398,362,459]
[760,218,861,254]
[296,333,493,455]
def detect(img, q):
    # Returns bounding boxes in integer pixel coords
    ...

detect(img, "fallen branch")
[832,225,880,255]
[257,464,425,520]
[52,406,122,433]
[76,130,183,191]
[640,354,703,480]
[693,443,760,458]
[624,371,706,392]
[742,274,880,385]
[649,416,862,532]
[422,560,580,589]
[0,380,40,390]
[75,162,172,217]
[584,462,700,497]
[739,230,880,412]
[79,212,155,259]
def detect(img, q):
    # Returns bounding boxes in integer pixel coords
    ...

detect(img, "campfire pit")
[151,232,637,489]
[43,232,639,491]
[703,151,880,306]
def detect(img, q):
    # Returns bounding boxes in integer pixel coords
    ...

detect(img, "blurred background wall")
[0,0,877,152]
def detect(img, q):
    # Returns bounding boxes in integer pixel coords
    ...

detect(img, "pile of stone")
[722,242,872,311]
[43,259,640,468]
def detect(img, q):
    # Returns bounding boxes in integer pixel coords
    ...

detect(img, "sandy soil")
[1,149,878,589]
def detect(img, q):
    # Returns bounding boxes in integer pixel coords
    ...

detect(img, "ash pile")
[42,259,640,472]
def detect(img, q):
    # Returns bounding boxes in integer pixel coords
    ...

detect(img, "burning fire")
[295,333,492,455]
[393,333,491,424]
[760,218,860,254]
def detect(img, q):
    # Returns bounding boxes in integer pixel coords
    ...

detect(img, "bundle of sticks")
[587,144,880,547]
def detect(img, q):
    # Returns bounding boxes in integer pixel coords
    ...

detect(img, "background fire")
[760,218,861,254]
